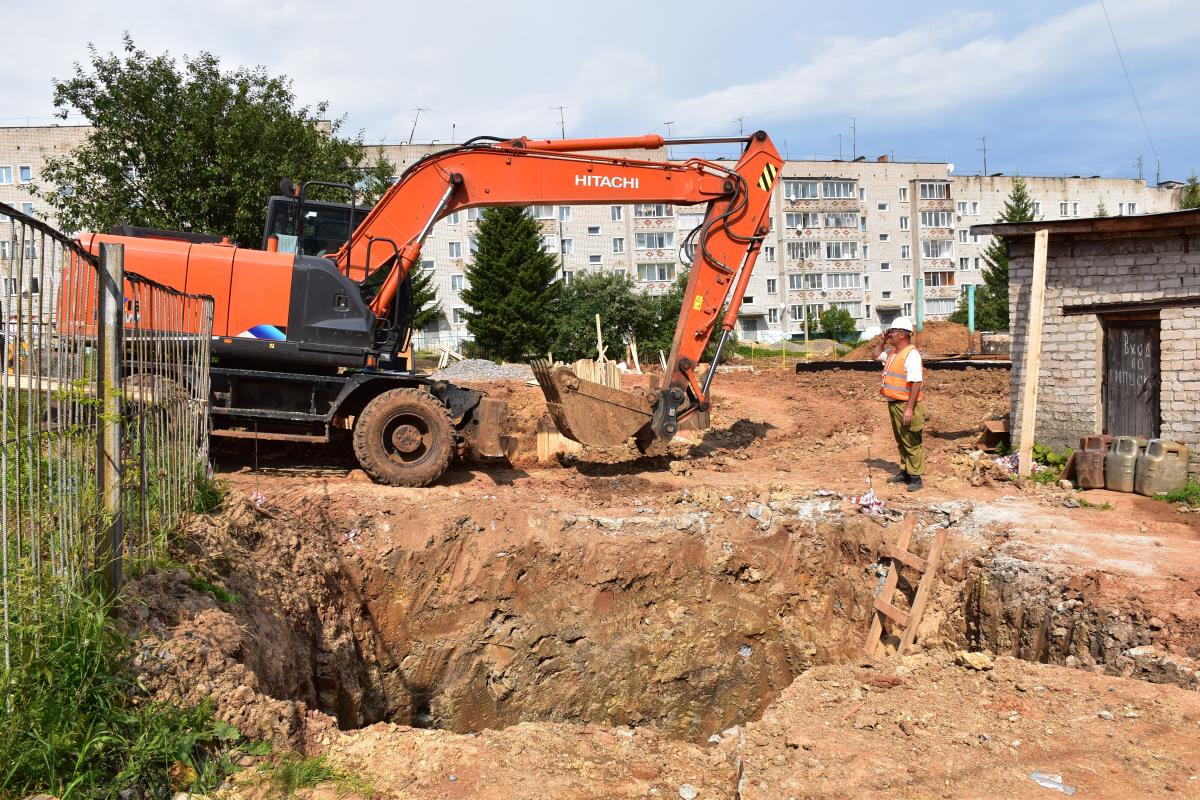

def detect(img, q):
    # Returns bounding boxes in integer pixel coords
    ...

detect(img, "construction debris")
[429,359,534,381]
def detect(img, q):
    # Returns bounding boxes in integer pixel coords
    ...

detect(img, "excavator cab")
[262,195,371,256]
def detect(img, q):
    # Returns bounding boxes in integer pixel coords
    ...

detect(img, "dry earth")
[123,365,1200,798]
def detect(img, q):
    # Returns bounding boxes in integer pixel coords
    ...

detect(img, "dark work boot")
[906,476,924,492]
[887,470,909,484]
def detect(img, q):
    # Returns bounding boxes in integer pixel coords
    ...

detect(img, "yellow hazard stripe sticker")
[693,295,704,311]
[757,162,779,192]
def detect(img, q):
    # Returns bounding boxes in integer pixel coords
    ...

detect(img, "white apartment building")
[1,127,1180,344]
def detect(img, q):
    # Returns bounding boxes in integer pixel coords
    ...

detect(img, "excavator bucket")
[531,360,656,447]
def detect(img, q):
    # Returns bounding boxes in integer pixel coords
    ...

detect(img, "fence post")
[96,243,124,597]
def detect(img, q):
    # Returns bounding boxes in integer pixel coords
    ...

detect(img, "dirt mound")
[843,320,978,360]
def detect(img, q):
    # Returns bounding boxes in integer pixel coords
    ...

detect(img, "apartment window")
[587,225,601,236]
[788,241,821,260]
[541,234,557,251]
[451,274,465,291]
[921,240,953,259]
[957,201,968,215]
[899,216,909,231]
[766,278,778,294]
[783,179,818,199]
[589,254,603,265]
[903,302,913,316]
[1059,201,1069,216]
[823,180,855,199]
[3,278,16,295]
[877,202,889,212]
[768,308,779,324]
[0,241,9,260]
[634,203,672,218]
[530,205,554,219]
[924,271,955,287]
[882,290,892,299]
[637,263,675,282]
[612,237,625,254]
[859,188,867,201]
[1032,201,1042,216]
[918,182,949,199]
[925,298,955,315]
[560,238,574,255]
[561,270,574,284]
[18,166,31,184]
[467,236,477,255]
[880,261,891,271]
[453,308,468,324]
[421,259,435,270]
[920,210,953,228]
[860,217,868,231]
[958,229,968,243]
[635,232,674,250]
[866,303,872,318]
[900,244,911,259]
[832,301,862,318]
[959,257,970,271]
[822,212,858,228]
[1072,202,1079,216]
[558,206,572,221]
[902,274,912,289]
[446,211,460,224]
[613,268,627,277]
[20,202,33,217]
[879,233,890,242]
[743,296,755,306]
[787,273,822,290]
[0,166,11,185]
[1118,202,1125,215]
[611,206,623,221]
[448,241,462,258]
[763,245,776,263]
[468,207,486,221]
[862,245,870,259]
[826,272,861,289]
[1128,202,1138,214]
[971,201,979,215]
[677,213,705,230]
[784,212,808,229]
[824,241,859,260]
[898,186,908,202]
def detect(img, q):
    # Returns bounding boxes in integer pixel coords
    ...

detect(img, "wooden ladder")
[864,514,949,657]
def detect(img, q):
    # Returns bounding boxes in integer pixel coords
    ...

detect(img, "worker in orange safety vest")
[870,316,925,491]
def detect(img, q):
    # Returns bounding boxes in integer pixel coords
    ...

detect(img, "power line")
[1098,0,1160,176]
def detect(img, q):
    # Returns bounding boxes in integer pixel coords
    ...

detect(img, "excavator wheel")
[352,388,453,487]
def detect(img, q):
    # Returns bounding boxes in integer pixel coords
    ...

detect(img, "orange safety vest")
[880,345,925,402]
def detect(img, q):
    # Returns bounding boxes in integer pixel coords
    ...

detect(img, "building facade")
[1,127,1181,345]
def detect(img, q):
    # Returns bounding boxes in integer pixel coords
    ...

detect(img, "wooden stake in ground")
[629,335,642,374]
[1017,228,1049,477]
[595,313,607,363]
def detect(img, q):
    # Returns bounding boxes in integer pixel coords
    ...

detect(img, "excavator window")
[262,196,371,257]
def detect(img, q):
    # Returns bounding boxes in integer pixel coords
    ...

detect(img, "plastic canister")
[1077,435,1112,490]
[1105,436,1143,493]
[1136,440,1191,497]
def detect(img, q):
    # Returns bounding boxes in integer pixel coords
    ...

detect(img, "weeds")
[188,576,241,604]
[1077,497,1114,510]
[193,471,227,514]
[262,754,371,798]
[0,586,241,799]
[1157,480,1200,507]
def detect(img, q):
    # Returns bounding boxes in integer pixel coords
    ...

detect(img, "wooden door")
[1102,319,1160,439]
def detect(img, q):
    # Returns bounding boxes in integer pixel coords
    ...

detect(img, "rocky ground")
[123,365,1199,798]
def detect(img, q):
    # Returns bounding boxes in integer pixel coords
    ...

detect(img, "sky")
[2,0,1197,181]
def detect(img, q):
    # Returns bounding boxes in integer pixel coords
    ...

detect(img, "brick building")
[976,210,1200,478]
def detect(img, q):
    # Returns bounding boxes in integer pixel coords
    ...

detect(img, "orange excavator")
[78,131,783,486]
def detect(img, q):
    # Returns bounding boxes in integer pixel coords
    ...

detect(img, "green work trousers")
[888,400,925,477]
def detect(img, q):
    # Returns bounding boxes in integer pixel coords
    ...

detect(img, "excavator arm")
[334,131,783,449]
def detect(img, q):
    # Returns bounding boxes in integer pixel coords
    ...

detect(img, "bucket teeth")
[531,359,656,447]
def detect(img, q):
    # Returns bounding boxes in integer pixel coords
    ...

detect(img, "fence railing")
[0,203,213,668]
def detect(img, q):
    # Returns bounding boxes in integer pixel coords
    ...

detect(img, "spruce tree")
[949,177,1034,331]
[1180,172,1200,210]
[461,208,561,361]
[1095,198,1110,217]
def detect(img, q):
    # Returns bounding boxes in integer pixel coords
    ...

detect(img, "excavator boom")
[337,131,783,448]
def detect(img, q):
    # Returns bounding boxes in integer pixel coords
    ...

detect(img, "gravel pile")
[429,359,534,381]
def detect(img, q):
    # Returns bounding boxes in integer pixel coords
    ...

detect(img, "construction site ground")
[133,365,1199,798]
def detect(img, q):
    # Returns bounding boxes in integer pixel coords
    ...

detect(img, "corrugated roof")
[971,208,1200,237]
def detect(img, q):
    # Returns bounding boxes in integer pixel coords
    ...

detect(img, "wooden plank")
[883,546,928,573]
[873,598,911,627]
[1057,450,1077,483]
[1017,228,1049,477]
[898,528,949,655]
[863,515,916,657]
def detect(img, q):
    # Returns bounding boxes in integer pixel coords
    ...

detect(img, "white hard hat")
[889,316,915,333]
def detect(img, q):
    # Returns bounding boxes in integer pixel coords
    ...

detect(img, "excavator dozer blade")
[531,360,655,447]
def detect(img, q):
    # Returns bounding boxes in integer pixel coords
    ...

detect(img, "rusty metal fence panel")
[0,202,213,667]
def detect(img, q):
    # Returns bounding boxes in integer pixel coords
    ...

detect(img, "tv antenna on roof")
[407,107,431,145]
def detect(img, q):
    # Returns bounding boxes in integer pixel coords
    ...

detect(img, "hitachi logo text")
[575,175,639,189]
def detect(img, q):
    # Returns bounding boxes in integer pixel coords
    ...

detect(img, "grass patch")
[1078,497,1114,510]
[188,576,241,604]
[0,586,243,799]
[262,754,370,798]
[193,471,227,514]
[1157,480,1200,507]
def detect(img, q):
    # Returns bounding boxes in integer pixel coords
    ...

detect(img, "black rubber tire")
[352,388,453,487]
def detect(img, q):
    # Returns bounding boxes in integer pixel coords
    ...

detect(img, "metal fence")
[0,202,213,667]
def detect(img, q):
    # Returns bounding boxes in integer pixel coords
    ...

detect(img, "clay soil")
[134,364,1200,799]
[843,320,980,360]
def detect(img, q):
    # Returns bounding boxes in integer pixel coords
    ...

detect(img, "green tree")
[461,208,561,361]
[819,307,857,341]
[38,35,365,246]
[1095,198,1110,217]
[550,271,657,362]
[1179,172,1200,210]
[635,268,734,363]
[408,267,441,332]
[358,149,398,207]
[948,177,1034,332]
